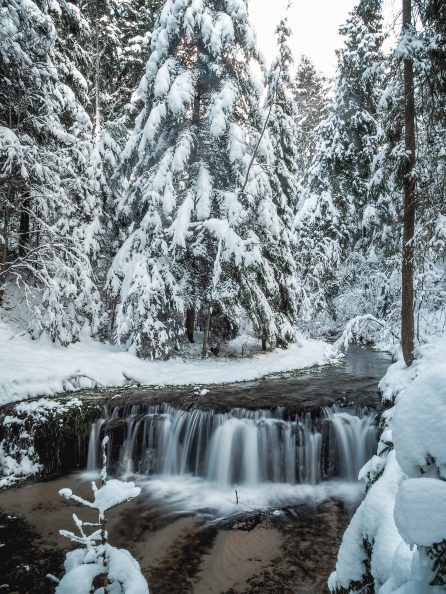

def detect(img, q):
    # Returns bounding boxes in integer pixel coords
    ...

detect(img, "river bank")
[0,321,330,405]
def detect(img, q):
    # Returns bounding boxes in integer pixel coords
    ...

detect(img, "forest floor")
[0,320,330,405]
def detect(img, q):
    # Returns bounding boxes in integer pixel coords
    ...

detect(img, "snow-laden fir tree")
[294,0,386,329]
[109,0,299,358]
[0,0,102,344]
[263,17,300,346]
[293,55,329,183]
[112,0,164,125]
[366,0,446,341]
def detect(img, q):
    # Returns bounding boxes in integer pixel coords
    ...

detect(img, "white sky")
[250,0,359,76]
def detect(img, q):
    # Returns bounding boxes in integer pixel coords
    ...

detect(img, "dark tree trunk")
[185,308,195,343]
[0,196,9,305]
[18,194,30,257]
[261,335,267,351]
[401,0,416,367]
[202,304,212,357]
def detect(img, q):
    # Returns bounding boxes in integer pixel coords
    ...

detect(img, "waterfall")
[85,404,378,486]
[86,418,105,471]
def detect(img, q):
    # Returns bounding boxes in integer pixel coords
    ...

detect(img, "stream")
[0,346,391,594]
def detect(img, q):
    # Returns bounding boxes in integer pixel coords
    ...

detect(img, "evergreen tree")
[294,0,386,327]
[293,55,329,181]
[108,0,299,358]
[264,17,300,345]
[0,0,101,343]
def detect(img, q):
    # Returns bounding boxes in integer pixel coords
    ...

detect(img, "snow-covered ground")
[329,334,446,594]
[0,321,331,405]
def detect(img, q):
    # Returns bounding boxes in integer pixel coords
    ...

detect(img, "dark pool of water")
[102,345,391,414]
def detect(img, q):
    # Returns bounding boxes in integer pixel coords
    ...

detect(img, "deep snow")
[329,333,446,594]
[0,321,331,405]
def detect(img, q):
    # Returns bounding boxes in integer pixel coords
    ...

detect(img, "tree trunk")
[0,195,10,305]
[202,304,212,357]
[185,308,195,343]
[261,335,267,351]
[401,0,416,367]
[18,194,30,257]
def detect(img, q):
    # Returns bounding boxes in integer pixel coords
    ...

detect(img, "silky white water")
[86,404,378,487]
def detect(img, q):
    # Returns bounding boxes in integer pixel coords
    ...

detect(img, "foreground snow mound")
[56,545,149,594]
[393,366,446,479]
[0,321,330,404]
[329,336,446,594]
[395,478,446,547]
[329,452,409,592]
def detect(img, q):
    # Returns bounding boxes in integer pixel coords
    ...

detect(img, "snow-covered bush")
[329,336,446,593]
[54,437,149,594]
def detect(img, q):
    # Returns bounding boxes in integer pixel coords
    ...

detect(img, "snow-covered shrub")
[54,437,149,594]
[329,336,446,594]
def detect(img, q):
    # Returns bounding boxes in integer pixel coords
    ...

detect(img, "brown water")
[0,475,355,594]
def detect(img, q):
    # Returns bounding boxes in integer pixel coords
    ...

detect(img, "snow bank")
[0,321,330,405]
[393,366,446,478]
[329,452,408,591]
[395,478,446,547]
[330,333,446,594]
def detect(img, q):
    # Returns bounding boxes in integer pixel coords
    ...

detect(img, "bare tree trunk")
[261,335,267,351]
[18,194,30,257]
[202,304,212,357]
[186,308,195,343]
[0,192,10,305]
[401,0,416,367]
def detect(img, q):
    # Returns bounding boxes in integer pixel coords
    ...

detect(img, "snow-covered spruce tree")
[108,0,299,358]
[365,0,446,343]
[293,55,329,183]
[412,0,446,340]
[111,0,164,125]
[0,0,102,344]
[54,438,149,593]
[80,0,165,334]
[294,0,386,331]
[263,17,300,346]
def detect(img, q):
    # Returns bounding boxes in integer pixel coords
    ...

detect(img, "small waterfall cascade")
[86,403,378,486]
[86,418,106,471]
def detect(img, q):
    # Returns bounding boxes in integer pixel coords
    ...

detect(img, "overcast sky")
[250,0,358,76]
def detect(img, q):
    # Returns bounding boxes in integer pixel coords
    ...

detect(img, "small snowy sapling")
[53,437,149,594]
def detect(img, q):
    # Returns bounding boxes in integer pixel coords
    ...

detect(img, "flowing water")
[0,346,391,593]
[86,404,378,488]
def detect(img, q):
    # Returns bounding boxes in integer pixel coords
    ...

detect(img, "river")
[0,346,390,594]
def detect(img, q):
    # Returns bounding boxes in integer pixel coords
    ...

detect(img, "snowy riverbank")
[0,321,331,405]
[329,333,446,593]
